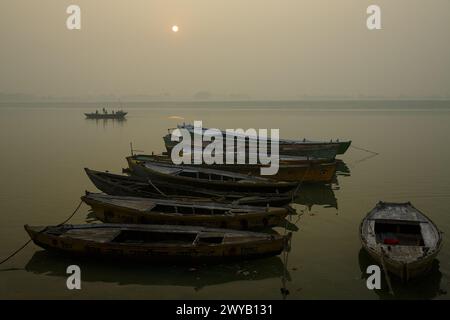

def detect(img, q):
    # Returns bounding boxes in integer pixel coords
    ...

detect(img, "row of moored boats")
[24,123,443,282]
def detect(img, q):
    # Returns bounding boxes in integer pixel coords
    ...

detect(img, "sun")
[172,25,179,33]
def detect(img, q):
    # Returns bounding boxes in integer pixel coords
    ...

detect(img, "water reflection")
[330,160,351,186]
[292,184,338,210]
[336,160,351,177]
[85,118,127,128]
[358,248,446,300]
[25,250,291,292]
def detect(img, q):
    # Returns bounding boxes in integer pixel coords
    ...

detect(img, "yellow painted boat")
[127,155,336,183]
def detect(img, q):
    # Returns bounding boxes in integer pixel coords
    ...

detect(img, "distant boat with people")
[84,108,127,119]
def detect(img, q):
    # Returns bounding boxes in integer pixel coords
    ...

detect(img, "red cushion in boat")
[384,238,400,245]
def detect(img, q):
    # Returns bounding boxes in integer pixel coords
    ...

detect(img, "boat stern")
[337,140,352,154]
[24,224,46,240]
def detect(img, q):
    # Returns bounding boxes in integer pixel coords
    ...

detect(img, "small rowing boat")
[24,224,290,262]
[85,109,127,119]
[360,201,443,282]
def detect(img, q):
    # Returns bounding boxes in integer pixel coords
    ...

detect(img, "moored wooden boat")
[360,202,443,282]
[85,168,295,206]
[82,192,289,229]
[128,160,299,193]
[163,132,340,159]
[127,154,336,183]
[164,123,351,157]
[24,224,289,262]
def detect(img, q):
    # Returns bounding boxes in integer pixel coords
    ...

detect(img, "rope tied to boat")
[147,178,169,198]
[347,144,380,168]
[350,144,379,155]
[0,199,84,267]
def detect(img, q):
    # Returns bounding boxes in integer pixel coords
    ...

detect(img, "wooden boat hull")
[360,241,440,281]
[282,140,351,155]
[85,168,294,207]
[25,224,288,263]
[81,193,289,229]
[163,134,340,159]
[128,161,298,194]
[164,124,351,156]
[359,202,443,282]
[205,162,336,183]
[335,140,351,154]
[127,155,335,183]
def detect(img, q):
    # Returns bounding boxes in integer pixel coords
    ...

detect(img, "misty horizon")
[1,0,450,100]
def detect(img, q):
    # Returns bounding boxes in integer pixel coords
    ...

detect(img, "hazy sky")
[1,0,449,99]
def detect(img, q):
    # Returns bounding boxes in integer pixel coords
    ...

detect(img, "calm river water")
[0,101,449,299]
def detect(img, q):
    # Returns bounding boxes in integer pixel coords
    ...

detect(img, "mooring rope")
[0,240,33,266]
[0,200,84,267]
[350,144,379,155]
[147,179,169,197]
[346,144,380,168]
[281,215,291,299]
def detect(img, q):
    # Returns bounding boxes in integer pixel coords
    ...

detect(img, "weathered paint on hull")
[127,156,336,183]
[198,163,336,183]
[129,162,298,193]
[85,168,294,207]
[362,242,439,281]
[359,209,443,282]
[25,225,286,263]
[163,135,339,159]
[83,197,288,230]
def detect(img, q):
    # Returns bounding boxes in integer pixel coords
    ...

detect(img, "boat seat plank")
[383,245,424,262]
[100,198,157,211]
[62,229,122,243]
[371,205,428,222]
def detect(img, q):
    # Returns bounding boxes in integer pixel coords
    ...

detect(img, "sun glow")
[172,25,179,33]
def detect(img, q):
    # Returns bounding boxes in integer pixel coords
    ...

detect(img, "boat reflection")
[292,184,338,210]
[330,159,351,186]
[25,250,291,292]
[358,248,446,300]
[86,118,127,128]
[291,160,349,211]
[335,159,351,177]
